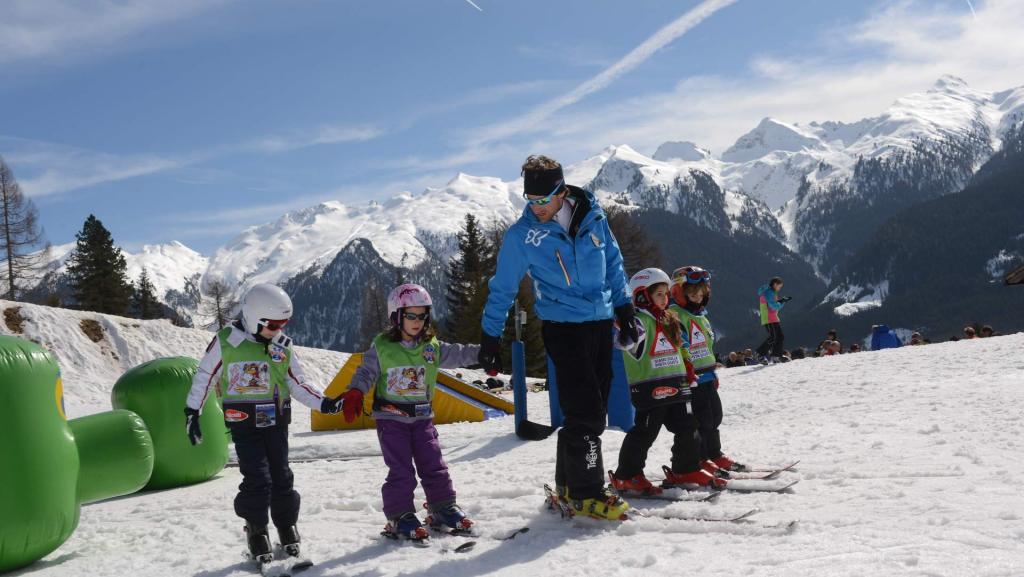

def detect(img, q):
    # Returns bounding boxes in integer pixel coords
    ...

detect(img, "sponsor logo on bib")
[225,409,249,422]
[651,386,679,400]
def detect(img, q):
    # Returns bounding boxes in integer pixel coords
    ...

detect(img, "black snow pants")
[615,401,701,478]
[231,424,300,529]
[756,322,785,358]
[691,380,724,461]
[542,318,614,499]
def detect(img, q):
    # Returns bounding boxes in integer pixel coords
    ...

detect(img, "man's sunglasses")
[523,180,564,206]
[674,267,711,284]
[261,318,289,331]
[402,312,430,321]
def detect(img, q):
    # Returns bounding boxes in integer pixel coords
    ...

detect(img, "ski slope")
[3,301,1023,577]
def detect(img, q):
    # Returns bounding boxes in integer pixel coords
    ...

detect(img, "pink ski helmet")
[387,283,433,327]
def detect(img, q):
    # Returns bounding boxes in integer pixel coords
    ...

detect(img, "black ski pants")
[542,318,614,499]
[756,322,785,358]
[615,401,700,478]
[691,380,724,460]
[231,424,300,529]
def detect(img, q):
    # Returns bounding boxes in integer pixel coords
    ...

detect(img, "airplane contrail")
[463,0,483,12]
[965,0,977,19]
[470,0,738,145]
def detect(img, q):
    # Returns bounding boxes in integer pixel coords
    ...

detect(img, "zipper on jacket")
[555,250,572,286]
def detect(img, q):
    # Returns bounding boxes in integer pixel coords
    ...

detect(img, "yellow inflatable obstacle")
[312,354,513,431]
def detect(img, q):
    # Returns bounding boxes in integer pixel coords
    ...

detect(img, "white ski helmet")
[628,268,671,307]
[241,283,293,334]
[387,283,432,326]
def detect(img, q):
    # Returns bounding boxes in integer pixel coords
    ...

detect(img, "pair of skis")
[544,484,796,529]
[254,553,313,577]
[381,525,531,554]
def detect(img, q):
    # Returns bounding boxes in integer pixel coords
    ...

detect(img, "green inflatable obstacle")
[0,336,155,574]
[112,357,229,489]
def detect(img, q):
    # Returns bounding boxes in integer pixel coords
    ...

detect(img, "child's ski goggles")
[523,180,564,206]
[673,266,710,284]
[401,312,430,321]
[260,318,290,331]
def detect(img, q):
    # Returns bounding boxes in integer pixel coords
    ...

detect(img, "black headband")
[523,166,565,198]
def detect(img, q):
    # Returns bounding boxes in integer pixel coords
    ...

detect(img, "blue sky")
[1,0,1019,255]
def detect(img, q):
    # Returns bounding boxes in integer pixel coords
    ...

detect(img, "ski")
[722,479,800,493]
[430,525,530,552]
[258,556,313,577]
[623,489,722,503]
[726,460,800,474]
[631,507,759,523]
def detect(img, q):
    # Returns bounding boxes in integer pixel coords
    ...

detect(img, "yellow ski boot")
[568,486,630,521]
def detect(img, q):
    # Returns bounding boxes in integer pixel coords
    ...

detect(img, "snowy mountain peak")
[721,117,823,163]
[930,74,971,94]
[652,141,712,162]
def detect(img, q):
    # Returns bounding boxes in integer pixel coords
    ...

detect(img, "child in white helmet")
[341,283,481,543]
[184,283,342,568]
[608,269,726,495]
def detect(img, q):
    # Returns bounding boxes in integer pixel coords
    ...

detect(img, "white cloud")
[1,137,185,197]
[247,125,385,154]
[0,0,231,64]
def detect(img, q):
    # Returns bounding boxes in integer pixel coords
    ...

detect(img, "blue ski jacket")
[481,186,631,338]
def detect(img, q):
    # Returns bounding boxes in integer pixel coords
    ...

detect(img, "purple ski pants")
[376,418,456,519]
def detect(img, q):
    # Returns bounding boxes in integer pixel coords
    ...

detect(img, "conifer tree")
[65,215,133,315]
[445,214,492,343]
[132,267,161,319]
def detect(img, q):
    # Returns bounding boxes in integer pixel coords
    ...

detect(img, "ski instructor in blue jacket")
[478,155,636,521]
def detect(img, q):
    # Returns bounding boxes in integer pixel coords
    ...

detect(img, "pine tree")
[0,156,49,300]
[445,214,492,343]
[132,268,161,319]
[200,279,239,330]
[357,276,388,349]
[65,215,133,315]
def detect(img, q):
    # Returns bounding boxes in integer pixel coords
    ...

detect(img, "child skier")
[755,276,791,364]
[669,266,745,474]
[340,283,480,543]
[184,283,343,567]
[608,269,726,494]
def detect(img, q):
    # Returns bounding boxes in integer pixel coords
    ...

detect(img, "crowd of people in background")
[721,323,1001,367]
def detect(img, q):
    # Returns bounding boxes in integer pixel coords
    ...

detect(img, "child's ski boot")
[608,470,663,496]
[275,525,314,571]
[424,501,474,535]
[567,486,630,521]
[382,512,430,545]
[702,458,729,478]
[712,454,748,473]
[662,465,727,490]
[277,525,302,558]
[244,522,274,566]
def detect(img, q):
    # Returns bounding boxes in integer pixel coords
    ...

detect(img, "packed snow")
[3,300,1023,576]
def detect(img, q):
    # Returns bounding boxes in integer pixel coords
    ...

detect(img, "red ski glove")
[684,359,698,386]
[341,389,364,423]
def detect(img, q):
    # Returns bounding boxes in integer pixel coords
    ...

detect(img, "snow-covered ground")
[3,301,1023,577]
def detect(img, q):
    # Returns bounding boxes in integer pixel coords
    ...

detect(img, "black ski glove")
[185,407,202,445]
[478,333,501,375]
[320,395,343,415]
[614,303,638,347]
[778,296,792,303]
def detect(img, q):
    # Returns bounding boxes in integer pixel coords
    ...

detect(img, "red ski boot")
[608,470,663,496]
[712,454,747,472]
[662,466,727,490]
